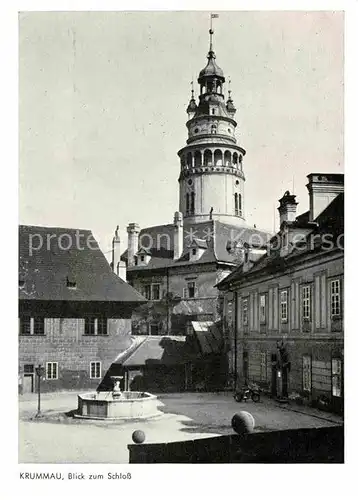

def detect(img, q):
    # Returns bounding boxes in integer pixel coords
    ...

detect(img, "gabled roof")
[19,225,146,303]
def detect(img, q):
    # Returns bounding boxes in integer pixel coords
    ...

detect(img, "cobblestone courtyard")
[19,391,343,463]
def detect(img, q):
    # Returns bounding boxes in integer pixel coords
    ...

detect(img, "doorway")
[23,364,34,393]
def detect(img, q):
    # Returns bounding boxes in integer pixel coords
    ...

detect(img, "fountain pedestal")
[111,376,124,399]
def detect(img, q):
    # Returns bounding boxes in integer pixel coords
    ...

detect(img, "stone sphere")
[231,411,255,435]
[132,430,146,444]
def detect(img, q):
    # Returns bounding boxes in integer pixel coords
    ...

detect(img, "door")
[23,374,34,393]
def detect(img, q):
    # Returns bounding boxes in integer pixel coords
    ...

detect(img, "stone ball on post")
[132,430,146,444]
[231,411,255,435]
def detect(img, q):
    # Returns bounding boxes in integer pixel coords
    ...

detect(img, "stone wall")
[19,317,132,392]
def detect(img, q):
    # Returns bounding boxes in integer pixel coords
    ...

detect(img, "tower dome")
[198,51,225,80]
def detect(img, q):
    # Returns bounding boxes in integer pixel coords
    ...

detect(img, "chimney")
[112,226,127,281]
[126,223,140,267]
[173,211,183,260]
[278,191,298,227]
[307,173,344,221]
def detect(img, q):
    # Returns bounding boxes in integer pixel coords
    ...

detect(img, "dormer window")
[140,255,145,262]
[192,248,197,256]
[66,277,77,289]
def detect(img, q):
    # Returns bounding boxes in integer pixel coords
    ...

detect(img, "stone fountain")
[76,375,163,420]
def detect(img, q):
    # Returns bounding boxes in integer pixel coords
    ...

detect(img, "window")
[331,279,341,317]
[19,316,31,336]
[140,255,145,262]
[33,317,45,335]
[239,193,242,212]
[19,317,45,336]
[280,290,288,323]
[302,285,311,320]
[302,356,312,393]
[66,277,77,289]
[24,364,34,374]
[192,248,197,256]
[84,318,108,336]
[150,323,160,336]
[260,352,267,381]
[234,193,238,216]
[259,294,266,324]
[190,192,195,214]
[332,358,342,397]
[187,281,197,299]
[152,284,161,301]
[242,298,248,326]
[186,193,190,215]
[143,285,151,300]
[90,361,101,379]
[46,362,58,380]
[97,318,108,336]
[84,317,96,335]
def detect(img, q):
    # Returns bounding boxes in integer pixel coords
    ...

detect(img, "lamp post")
[35,364,45,418]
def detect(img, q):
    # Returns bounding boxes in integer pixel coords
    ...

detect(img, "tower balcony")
[179,163,246,181]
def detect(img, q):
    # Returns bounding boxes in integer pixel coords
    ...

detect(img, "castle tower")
[177,26,246,225]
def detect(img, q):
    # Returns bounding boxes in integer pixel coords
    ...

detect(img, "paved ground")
[19,391,343,464]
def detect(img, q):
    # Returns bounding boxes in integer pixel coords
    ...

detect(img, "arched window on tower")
[186,193,190,215]
[234,193,239,216]
[204,149,213,166]
[239,193,242,215]
[187,152,192,167]
[224,151,231,166]
[233,152,238,166]
[214,149,223,166]
[194,151,201,167]
[211,124,217,134]
[191,192,195,214]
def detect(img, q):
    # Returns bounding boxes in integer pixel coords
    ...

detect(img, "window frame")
[302,285,311,321]
[46,362,58,380]
[259,294,266,324]
[90,361,102,379]
[330,279,342,318]
[84,317,108,336]
[151,283,161,301]
[280,289,288,323]
[242,298,248,326]
[149,323,160,336]
[187,280,197,299]
[143,284,151,300]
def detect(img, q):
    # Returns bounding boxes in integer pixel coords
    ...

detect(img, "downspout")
[233,289,238,391]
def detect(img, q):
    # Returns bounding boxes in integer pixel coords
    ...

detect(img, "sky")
[19,11,344,257]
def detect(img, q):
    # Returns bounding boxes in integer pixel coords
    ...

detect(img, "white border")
[1,1,356,498]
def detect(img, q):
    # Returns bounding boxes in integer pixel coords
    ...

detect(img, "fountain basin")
[76,391,163,420]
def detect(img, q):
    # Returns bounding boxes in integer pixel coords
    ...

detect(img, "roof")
[124,219,271,273]
[217,192,344,288]
[198,52,224,80]
[19,225,146,303]
[191,321,223,355]
[122,336,189,366]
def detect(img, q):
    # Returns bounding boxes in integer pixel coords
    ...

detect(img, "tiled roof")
[124,219,271,272]
[19,225,146,303]
[121,335,189,366]
[217,192,344,288]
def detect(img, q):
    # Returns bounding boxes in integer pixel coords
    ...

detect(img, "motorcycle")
[234,383,261,403]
